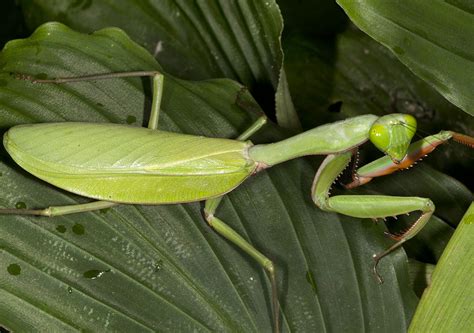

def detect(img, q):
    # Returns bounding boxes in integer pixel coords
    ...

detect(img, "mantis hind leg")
[9,71,166,216]
[16,70,164,130]
[0,200,117,217]
[312,152,435,283]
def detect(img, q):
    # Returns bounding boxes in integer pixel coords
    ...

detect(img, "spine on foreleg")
[311,152,353,211]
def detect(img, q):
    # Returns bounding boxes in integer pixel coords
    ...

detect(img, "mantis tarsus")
[2,71,474,333]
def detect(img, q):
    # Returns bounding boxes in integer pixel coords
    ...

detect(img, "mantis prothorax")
[2,71,474,333]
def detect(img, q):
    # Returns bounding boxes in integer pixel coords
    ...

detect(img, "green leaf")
[0,22,421,331]
[18,0,299,130]
[407,259,435,298]
[275,68,301,132]
[409,203,474,332]
[336,0,474,116]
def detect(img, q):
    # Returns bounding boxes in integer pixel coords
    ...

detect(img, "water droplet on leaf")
[15,202,26,209]
[126,115,137,124]
[56,225,67,233]
[72,223,85,235]
[83,269,110,280]
[7,263,21,276]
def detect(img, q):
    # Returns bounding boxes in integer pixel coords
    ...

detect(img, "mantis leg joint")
[203,210,215,227]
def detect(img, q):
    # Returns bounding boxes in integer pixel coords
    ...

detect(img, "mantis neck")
[248,114,378,166]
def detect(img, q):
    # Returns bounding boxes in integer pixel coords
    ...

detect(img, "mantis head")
[369,114,417,164]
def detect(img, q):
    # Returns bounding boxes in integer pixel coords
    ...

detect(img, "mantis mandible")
[2,71,473,332]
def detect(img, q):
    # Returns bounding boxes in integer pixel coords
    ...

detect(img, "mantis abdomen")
[4,123,257,204]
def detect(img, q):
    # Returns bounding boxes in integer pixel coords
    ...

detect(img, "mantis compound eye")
[369,114,417,163]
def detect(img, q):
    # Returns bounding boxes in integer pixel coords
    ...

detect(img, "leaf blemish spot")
[35,73,48,80]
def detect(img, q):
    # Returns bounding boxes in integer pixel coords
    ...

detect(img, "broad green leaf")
[275,68,300,132]
[337,0,474,116]
[18,0,299,130]
[407,259,435,298]
[0,23,422,331]
[409,203,474,332]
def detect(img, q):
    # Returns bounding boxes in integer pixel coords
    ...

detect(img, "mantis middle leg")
[203,116,280,333]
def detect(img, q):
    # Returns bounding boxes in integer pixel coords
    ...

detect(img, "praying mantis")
[2,71,473,333]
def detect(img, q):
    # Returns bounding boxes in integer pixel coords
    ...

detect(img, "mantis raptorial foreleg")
[312,152,435,283]
[3,71,165,216]
[346,130,474,188]
[309,128,474,283]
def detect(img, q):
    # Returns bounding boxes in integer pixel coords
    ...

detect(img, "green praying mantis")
[2,71,473,333]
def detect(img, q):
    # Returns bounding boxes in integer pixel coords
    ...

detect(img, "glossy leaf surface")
[409,203,474,332]
[337,0,474,116]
